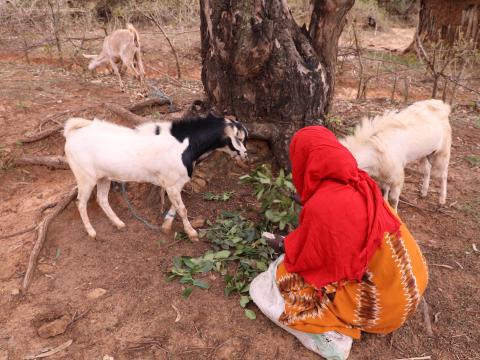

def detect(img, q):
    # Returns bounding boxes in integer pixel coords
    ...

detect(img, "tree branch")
[22,187,77,293]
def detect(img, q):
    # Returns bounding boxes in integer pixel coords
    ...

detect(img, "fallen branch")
[105,103,151,125]
[19,124,63,144]
[420,297,434,336]
[15,155,69,170]
[22,187,77,293]
[129,98,171,113]
[24,339,73,359]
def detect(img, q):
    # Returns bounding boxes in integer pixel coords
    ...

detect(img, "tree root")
[105,102,152,125]
[129,98,171,113]
[22,187,77,293]
[15,155,69,170]
[19,124,64,144]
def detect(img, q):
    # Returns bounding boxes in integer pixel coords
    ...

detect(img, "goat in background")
[83,23,145,91]
[341,99,452,212]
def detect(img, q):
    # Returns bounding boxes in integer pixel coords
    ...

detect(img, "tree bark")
[418,0,480,44]
[200,0,354,168]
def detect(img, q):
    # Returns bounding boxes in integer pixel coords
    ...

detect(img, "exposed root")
[22,187,77,293]
[19,124,63,144]
[15,155,69,170]
[129,98,171,113]
[105,102,151,125]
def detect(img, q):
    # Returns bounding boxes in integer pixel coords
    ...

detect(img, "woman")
[250,126,428,360]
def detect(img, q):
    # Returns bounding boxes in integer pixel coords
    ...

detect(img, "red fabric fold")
[283,126,401,289]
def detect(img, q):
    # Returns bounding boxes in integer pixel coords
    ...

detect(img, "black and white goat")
[63,114,248,241]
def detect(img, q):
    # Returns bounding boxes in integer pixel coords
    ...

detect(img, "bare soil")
[0,26,479,360]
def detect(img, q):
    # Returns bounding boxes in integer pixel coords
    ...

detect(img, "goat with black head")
[63,113,248,241]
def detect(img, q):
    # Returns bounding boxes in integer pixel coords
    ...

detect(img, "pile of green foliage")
[168,165,300,319]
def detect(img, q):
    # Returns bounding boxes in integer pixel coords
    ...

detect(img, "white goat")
[63,115,248,241]
[340,99,452,211]
[83,23,145,90]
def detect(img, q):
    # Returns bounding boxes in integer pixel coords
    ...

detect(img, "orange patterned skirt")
[275,223,428,339]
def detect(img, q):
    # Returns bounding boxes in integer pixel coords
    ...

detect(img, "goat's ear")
[82,54,97,59]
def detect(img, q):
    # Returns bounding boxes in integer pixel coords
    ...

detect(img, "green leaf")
[214,250,231,259]
[192,279,210,289]
[239,295,250,308]
[244,309,256,320]
[182,287,193,298]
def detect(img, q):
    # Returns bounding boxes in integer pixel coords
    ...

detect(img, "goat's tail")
[126,23,141,48]
[63,117,92,138]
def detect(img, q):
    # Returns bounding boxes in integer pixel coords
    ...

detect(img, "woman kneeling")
[250,127,428,360]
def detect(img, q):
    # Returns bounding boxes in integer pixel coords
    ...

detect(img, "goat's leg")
[76,181,97,238]
[420,157,432,198]
[165,187,198,241]
[161,204,176,235]
[382,184,390,202]
[388,171,405,213]
[108,58,125,91]
[96,178,125,229]
[432,152,450,206]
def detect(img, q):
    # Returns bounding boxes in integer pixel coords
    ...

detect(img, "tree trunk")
[418,0,480,44]
[200,0,354,169]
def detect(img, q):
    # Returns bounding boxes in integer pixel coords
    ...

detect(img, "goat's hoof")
[420,191,428,198]
[115,221,126,229]
[87,230,97,238]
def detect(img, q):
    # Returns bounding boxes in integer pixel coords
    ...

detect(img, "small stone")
[11,288,20,296]
[87,288,107,299]
[37,315,70,338]
[191,217,205,228]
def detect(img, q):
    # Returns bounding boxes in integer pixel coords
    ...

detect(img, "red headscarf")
[283,126,400,288]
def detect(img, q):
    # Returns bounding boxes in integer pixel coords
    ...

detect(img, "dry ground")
[0,25,479,360]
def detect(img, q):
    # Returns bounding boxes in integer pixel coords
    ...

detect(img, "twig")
[420,297,434,336]
[105,103,151,125]
[24,339,73,359]
[15,155,69,170]
[22,187,77,293]
[430,263,454,270]
[393,357,431,360]
[19,125,63,144]
[136,7,181,79]
[0,225,38,240]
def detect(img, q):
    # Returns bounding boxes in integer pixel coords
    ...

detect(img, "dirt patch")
[0,25,479,360]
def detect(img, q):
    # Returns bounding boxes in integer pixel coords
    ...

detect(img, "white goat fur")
[64,118,197,240]
[83,23,145,90]
[340,99,452,211]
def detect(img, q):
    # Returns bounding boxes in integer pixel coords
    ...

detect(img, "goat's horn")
[82,54,97,59]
